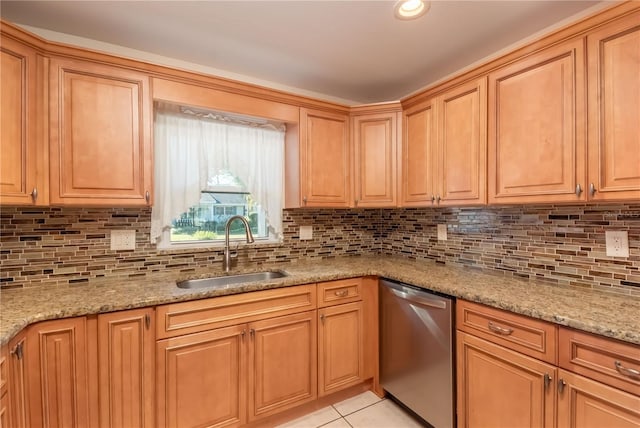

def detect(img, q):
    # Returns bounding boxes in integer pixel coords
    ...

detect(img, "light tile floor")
[276,391,427,428]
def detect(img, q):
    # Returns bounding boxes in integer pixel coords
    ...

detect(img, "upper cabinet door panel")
[0,35,45,205]
[438,78,487,206]
[587,11,640,201]
[50,58,152,206]
[300,108,351,207]
[353,112,398,207]
[488,39,586,204]
[401,101,435,206]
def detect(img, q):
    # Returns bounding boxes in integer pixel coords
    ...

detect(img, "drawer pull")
[615,361,640,379]
[334,289,349,297]
[488,321,514,336]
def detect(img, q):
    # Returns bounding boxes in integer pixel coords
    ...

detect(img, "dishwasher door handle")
[390,287,447,309]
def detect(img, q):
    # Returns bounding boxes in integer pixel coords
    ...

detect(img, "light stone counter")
[1,255,638,345]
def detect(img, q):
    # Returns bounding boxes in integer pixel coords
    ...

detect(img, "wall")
[1,204,639,295]
[0,207,381,289]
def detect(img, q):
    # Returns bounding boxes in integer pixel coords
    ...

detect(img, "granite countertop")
[1,255,639,346]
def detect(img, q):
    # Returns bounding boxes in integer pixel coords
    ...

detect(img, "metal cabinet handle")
[241,329,246,341]
[354,199,358,206]
[302,196,307,205]
[31,188,38,202]
[575,184,582,197]
[249,328,255,338]
[145,191,150,203]
[558,378,566,394]
[488,321,514,336]
[436,194,441,203]
[10,343,23,360]
[544,373,552,390]
[334,289,348,297]
[615,361,640,379]
[320,314,325,324]
[589,183,597,197]
[144,314,151,329]
[389,287,447,309]
[431,195,436,203]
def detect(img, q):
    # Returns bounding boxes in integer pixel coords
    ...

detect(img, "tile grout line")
[332,397,386,418]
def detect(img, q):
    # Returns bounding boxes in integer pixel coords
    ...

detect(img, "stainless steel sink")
[177,271,288,289]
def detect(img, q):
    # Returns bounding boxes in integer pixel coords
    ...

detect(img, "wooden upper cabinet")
[401,100,436,206]
[435,78,487,206]
[49,57,153,206]
[488,38,586,204]
[587,10,640,201]
[299,108,351,207]
[0,34,47,206]
[352,111,400,207]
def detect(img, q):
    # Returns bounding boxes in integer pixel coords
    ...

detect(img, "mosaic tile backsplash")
[1,204,639,294]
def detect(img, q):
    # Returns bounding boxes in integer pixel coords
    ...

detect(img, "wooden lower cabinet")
[98,308,155,428]
[457,331,556,428]
[26,317,90,428]
[248,311,317,421]
[8,331,29,428]
[318,302,364,396]
[156,325,247,428]
[557,369,640,428]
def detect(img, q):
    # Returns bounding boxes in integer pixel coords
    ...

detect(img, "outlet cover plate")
[299,225,313,240]
[605,230,629,257]
[437,224,447,241]
[110,230,136,251]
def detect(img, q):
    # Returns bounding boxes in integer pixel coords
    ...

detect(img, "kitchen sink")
[177,270,288,289]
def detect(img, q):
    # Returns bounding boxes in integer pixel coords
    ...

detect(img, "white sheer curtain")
[151,107,285,244]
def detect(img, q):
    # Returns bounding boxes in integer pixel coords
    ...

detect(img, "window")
[151,104,285,248]
[169,172,270,243]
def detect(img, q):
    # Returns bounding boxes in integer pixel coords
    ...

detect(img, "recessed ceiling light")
[394,0,430,20]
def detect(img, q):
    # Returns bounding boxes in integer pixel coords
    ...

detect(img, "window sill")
[155,237,282,253]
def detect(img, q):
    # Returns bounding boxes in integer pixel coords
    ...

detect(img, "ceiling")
[1,1,605,105]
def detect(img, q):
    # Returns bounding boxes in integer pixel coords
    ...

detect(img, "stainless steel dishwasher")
[380,279,454,428]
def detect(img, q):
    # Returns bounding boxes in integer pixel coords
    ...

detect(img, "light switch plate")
[110,230,136,251]
[299,225,313,240]
[437,224,447,241]
[605,230,629,257]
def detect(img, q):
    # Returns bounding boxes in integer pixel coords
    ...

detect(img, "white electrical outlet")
[110,230,136,251]
[299,225,313,240]
[605,231,629,257]
[437,224,447,241]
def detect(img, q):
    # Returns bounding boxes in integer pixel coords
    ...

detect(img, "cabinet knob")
[544,373,552,390]
[320,314,325,324]
[431,195,436,203]
[615,361,640,379]
[558,379,566,394]
[436,194,441,203]
[302,196,307,205]
[144,314,151,329]
[31,188,38,202]
[249,328,255,338]
[575,184,583,197]
[10,342,23,360]
[589,183,597,197]
[145,191,150,203]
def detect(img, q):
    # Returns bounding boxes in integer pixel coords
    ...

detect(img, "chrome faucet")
[223,215,255,272]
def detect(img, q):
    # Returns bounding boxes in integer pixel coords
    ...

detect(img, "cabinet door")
[0,34,46,205]
[352,112,399,207]
[318,302,364,396]
[156,325,246,428]
[436,78,487,206]
[457,332,556,428]
[557,369,640,428]
[401,100,437,206]
[300,108,351,207]
[27,317,90,428]
[49,57,152,206]
[488,38,586,204]
[7,332,28,428]
[248,311,316,421]
[587,11,640,201]
[98,309,154,428]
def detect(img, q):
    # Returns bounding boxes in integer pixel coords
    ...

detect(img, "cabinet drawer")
[457,300,557,364]
[157,284,316,339]
[559,327,640,396]
[317,278,362,308]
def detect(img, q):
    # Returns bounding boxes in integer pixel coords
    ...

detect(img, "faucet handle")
[230,242,240,259]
